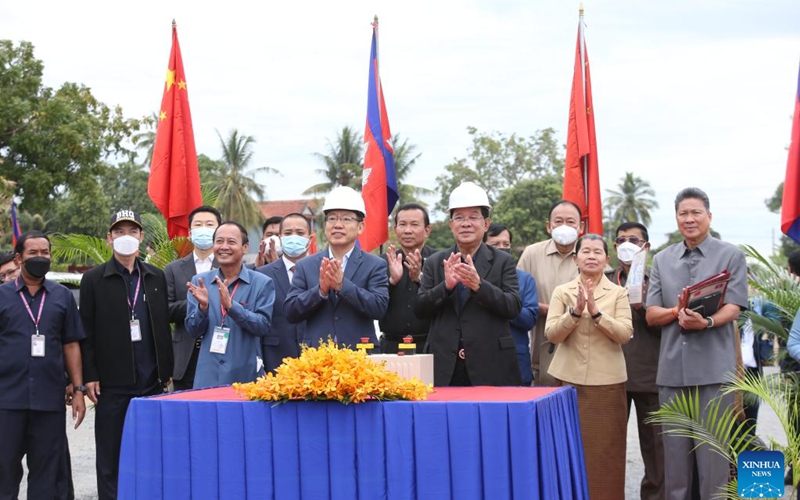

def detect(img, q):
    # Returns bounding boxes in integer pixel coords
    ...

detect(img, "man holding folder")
[646,187,748,500]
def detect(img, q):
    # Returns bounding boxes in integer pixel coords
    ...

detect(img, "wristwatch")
[706,316,715,329]
[591,311,602,320]
[569,307,581,318]
[73,385,87,393]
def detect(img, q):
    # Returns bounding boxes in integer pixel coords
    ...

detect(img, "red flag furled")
[10,200,21,248]
[358,16,399,252]
[781,61,800,243]
[563,8,602,235]
[148,21,202,239]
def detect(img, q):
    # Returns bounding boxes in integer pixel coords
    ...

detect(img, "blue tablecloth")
[118,386,588,499]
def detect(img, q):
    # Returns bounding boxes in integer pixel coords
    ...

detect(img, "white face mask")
[113,235,141,256]
[551,225,579,246]
[616,241,642,265]
[264,235,283,256]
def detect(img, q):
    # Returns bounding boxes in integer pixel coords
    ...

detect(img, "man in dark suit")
[414,182,522,386]
[256,212,311,372]
[164,206,222,391]
[284,186,388,349]
[380,203,436,353]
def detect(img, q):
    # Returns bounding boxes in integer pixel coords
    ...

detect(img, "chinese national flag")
[781,61,800,243]
[358,19,399,252]
[148,21,202,239]
[563,14,603,235]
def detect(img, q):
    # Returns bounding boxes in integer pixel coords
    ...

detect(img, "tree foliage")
[433,127,565,248]
[0,40,143,215]
[434,126,564,215]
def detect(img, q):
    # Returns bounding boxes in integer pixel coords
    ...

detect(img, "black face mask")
[498,247,513,255]
[24,257,51,279]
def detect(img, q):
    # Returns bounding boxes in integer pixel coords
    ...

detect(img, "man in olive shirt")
[607,221,664,500]
[646,188,747,500]
[517,200,581,386]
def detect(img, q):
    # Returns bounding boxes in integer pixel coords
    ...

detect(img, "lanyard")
[19,288,46,336]
[220,280,241,327]
[126,268,142,320]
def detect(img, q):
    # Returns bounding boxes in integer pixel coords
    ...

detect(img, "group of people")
[0,182,749,500]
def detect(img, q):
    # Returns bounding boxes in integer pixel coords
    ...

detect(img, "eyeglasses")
[451,215,484,224]
[615,236,644,245]
[0,268,20,282]
[324,216,361,225]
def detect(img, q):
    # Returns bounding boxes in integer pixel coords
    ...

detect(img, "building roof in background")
[257,199,318,220]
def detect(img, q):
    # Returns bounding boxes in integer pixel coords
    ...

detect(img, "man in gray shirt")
[646,187,748,500]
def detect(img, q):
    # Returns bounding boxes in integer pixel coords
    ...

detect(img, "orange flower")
[233,339,432,404]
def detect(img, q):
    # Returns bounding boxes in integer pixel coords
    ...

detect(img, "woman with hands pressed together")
[544,233,633,500]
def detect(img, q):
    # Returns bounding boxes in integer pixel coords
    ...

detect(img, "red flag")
[781,61,800,243]
[358,18,399,252]
[563,11,602,235]
[148,21,202,239]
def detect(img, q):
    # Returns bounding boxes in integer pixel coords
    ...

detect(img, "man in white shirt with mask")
[164,206,222,391]
[517,200,582,386]
[256,213,313,372]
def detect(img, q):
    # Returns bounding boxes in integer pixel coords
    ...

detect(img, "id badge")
[130,320,142,342]
[31,334,45,357]
[210,326,230,354]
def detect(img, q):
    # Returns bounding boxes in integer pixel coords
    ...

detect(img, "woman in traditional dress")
[545,233,633,500]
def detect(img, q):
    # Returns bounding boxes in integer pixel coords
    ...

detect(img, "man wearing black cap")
[79,209,173,500]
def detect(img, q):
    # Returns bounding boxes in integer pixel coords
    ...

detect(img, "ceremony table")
[118,386,589,499]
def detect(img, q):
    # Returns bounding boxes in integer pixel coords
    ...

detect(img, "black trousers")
[0,409,65,500]
[95,387,162,500]
[173,345,200,392]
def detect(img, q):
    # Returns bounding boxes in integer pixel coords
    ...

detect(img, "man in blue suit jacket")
[256,213,311,372]
[285,187,389,350]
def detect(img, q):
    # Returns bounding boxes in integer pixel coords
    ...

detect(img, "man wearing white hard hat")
[284,186,389,349]
[414,182,522,386]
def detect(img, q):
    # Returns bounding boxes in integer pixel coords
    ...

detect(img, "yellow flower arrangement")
[233,339,433,404]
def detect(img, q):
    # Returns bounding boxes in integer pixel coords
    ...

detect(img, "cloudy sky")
[2,0,799,255]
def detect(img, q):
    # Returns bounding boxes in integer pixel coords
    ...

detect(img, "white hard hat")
[322,186,366,217]
[448,182,491,211]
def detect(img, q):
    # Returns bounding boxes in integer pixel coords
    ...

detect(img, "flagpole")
[578,4,590,233]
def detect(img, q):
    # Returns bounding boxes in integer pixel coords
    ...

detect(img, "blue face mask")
[281,234,309,258]
[191,227,215,250]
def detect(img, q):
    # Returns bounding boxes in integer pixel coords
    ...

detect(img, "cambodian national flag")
[358,19,399,252]
[10,200,21,248]
[782,61,800,243]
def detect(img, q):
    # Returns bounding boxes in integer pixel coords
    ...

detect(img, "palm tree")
[392,134,433,207]
[213,129,278,231]
[604,172,659,227]
[303,126,364,195]
[132,112,158,168]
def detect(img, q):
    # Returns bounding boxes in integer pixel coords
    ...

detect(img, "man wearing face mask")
[164,206,222,391]
[517,200,582,386]
[257,213,312,372]
[606,222,664,500]
[0,231,86,499]
[255,216,284,267]
[0,252,21,284]
[484,223,539,386]
[79,210,173,500]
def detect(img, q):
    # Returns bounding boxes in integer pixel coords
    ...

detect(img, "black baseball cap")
[109,209,143,231]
